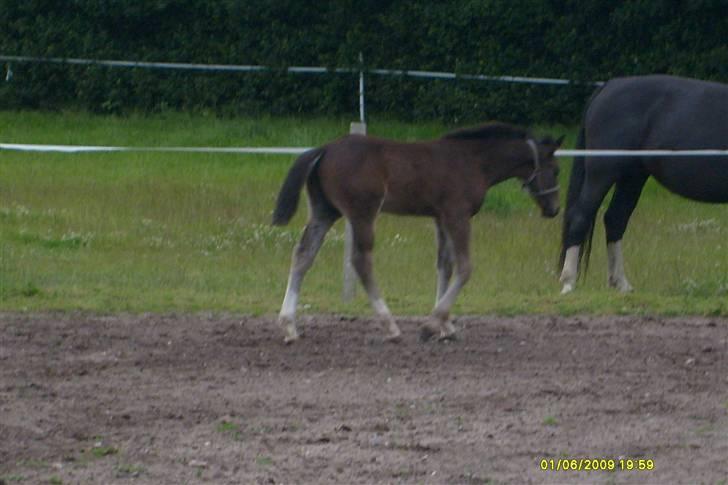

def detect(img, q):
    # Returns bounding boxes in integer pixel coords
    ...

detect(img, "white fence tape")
[0,54,602,87]
[0,143,311,154]
[3,143,728,157]
[556,149,728,157]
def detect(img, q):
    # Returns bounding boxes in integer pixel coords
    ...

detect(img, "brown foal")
[273,122,562,343]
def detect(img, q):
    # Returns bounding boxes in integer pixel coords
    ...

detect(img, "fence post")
[343,121,366,301]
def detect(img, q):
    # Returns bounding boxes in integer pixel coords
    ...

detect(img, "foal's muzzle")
[524,139,560,217]
[522,176,560,198]
[542,203,560,218]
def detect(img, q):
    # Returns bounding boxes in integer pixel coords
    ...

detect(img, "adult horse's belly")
[649,157,728,203]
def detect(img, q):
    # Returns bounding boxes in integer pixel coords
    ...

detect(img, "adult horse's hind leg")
[422,214,471,341]
[349,216,402,342]
[603,171,648,292]
[560,170,619,294]
[278,212,337,343]
[435,222,454,304]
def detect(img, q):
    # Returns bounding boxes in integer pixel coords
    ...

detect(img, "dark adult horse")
[560,75,728,294]
[273,123,563,343]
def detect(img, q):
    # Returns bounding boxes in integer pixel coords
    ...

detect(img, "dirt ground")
[1,312,726,484]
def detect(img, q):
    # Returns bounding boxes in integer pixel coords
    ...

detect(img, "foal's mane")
[441,122,530,141]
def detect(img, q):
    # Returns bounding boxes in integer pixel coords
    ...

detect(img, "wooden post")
[343,121,366,301]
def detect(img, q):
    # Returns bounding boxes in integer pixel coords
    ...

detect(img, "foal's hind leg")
[349,217,402,342]
[278,214,337,343]
[603,172,648,292]
[422,214,471,341]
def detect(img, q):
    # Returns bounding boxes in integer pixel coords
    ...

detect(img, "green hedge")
[1,0,727,124]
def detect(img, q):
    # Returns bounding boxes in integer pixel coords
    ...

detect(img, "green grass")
[1,110,727,316]
[542,416,558,426]
[255,456,274,467]
[89,445,118,458]
[216,420,244,440]
[1,475,26,482]
[114,463,145,479]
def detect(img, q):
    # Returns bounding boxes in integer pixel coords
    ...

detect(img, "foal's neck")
[474,138,531,187]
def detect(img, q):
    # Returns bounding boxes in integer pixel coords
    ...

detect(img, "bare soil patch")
[1,313,726,484]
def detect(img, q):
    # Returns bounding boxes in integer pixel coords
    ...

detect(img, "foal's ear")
[539,134,565,148]
[544,135,565,155]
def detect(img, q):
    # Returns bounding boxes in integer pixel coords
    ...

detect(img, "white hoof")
[278,315,300,344]
[383,320,402,342]
[284,333,300,345]
[610,279,633,293]
[383,330,402,343]
[560,283,574,295]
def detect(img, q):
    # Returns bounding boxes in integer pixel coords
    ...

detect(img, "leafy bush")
[1,1,726,123]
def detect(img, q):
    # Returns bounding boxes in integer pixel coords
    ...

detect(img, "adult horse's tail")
[559,124,594,276]
[559,83,607,276]
[272,148,325,226]
[560,81,611,276]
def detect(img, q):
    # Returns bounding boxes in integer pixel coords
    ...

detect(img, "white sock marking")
[607,240,632,292]
[279,284,298,318]
[560,245,580,293]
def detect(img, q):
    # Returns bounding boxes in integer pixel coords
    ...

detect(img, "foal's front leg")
[421,215,472,341]
[435,222,454,304]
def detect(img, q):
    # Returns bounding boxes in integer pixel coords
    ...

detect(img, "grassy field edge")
[2,110,727,316]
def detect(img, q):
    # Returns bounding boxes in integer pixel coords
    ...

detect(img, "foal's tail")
[559,122,595,275]
[272,148,325,226]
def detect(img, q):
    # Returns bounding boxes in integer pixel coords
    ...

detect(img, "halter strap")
[523,138,559,196]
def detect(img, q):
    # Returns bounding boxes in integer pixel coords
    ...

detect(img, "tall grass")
[1,111,726,316]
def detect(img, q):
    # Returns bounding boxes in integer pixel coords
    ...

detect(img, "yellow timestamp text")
[539,458,655,472]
